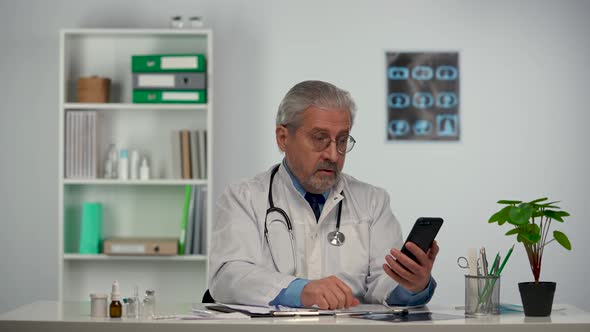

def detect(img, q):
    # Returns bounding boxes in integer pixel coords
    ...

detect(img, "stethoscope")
[264,164,345,273]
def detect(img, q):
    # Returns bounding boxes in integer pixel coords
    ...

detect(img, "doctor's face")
[277,106,351,194]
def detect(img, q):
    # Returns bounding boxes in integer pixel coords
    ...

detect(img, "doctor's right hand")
[301,275,360,309]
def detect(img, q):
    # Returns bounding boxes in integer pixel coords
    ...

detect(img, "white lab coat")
[208,164,404,306]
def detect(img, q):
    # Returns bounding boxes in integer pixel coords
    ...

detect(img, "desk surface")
[1,301,589,332]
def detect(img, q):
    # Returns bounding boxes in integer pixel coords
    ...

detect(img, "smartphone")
[400,217,443,263]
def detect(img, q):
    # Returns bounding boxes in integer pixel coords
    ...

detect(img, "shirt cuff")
[386,277,437,306]
[269,278,310,308]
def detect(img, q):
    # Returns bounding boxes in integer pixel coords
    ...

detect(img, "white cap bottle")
[130,150,140,180]
[118,149,129,180]
[140,158,150,180]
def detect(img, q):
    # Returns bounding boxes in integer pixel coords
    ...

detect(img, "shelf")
[62,28,211,36]
[63,103,208,111]
[63,179,208,186]
[64,254,207,261]
[59,28,213,302]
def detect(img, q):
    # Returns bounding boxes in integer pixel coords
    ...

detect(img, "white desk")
[1,301,589,332]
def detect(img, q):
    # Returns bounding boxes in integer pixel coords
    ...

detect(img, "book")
[199,186,208,254]
[132,54,206,72]
[65,111,72,177]
[191,186,203,254]
[180,130,192,179]
[184,186,196,255]
[133,90,207,104]
[178,185,192,254]
[170,130,181,179]
[133,73,206,90]
[198,129,207,179]
[191,130,201,179]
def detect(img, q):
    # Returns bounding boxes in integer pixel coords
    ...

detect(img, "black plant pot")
[518,281,556,317]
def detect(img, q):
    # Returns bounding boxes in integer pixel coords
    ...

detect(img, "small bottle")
[118,149,129,180]
[130,150,140,180]
[127,286,140,319]
[109,280,122,318]
[105,144,118,178]
[139,158,150,180]
[142,289,156,318]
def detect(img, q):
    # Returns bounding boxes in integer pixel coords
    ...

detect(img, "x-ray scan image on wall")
[386,52,460,141]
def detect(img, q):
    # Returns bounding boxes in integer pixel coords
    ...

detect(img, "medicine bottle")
[90,293,108,318]
[142,289,156,318]
[127,286,140,319]
[109,280,122,318]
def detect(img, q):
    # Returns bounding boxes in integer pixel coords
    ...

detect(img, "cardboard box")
[103,238,178,255]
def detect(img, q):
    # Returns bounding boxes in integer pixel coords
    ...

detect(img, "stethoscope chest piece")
[327,230,345,246]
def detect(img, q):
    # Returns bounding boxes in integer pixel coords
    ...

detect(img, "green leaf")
[505,228,519,236]
[508,204,533,225]
[556,211,570,217]
[498,200,522,205]
[544,210,565,222]
[519,232,541,244]
[517,223,541,244]
[529,197,548,204]
[554,231,572,250]
[489,206,511,225]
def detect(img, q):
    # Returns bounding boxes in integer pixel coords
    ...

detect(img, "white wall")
[1,0,589,314]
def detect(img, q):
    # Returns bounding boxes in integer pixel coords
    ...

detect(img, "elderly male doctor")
[209,80,439,309]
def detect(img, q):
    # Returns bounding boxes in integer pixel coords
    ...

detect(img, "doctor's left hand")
[382,240,439,293]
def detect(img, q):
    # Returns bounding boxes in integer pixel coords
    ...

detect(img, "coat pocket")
[324,221,370,276]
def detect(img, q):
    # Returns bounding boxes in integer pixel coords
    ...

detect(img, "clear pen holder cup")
[465,275,500,316]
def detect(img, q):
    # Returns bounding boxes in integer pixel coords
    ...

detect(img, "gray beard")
[301,168,340,193]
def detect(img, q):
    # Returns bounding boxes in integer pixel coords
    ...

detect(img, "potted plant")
[488,197,571,316]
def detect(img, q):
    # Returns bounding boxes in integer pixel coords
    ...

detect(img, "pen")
[480,247,489,276]
[496,244,515,276]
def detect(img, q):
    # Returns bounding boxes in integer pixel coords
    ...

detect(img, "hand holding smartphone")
[400,217,443,263]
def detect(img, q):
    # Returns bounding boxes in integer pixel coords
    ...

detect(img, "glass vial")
[127,286,140,319]
[142,289,156,318]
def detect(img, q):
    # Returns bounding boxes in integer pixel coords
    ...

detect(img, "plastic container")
[130,150,139,180]
[90,293,108,318]
[118,149,129,180]
[139,158,150,180]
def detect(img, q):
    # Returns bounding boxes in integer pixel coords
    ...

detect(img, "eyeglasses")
[307,133,356,154]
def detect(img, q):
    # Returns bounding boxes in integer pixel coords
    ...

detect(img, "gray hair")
[275,80,357,128]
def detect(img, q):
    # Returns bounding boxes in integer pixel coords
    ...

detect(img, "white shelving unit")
[58,29,213,303]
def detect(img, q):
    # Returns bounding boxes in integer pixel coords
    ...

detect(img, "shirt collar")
[282,159,330,200]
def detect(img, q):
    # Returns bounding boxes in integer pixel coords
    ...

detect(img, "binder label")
[161,56,199,69]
